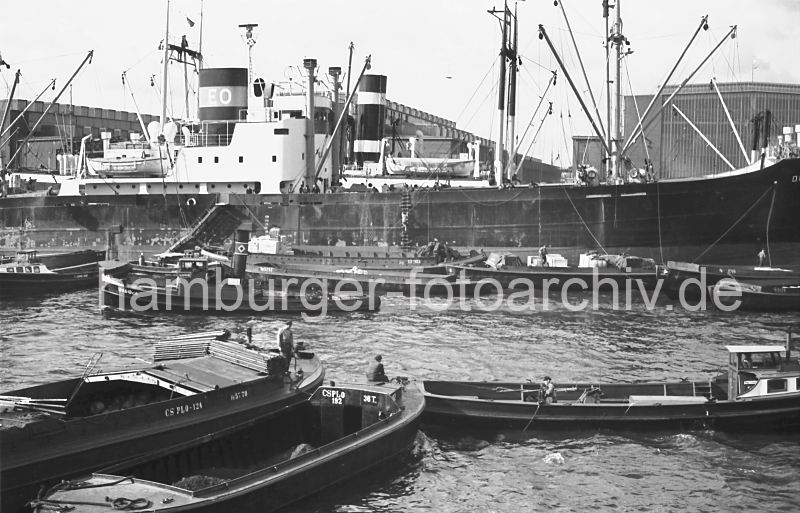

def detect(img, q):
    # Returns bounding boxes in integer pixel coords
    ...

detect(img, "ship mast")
[489,2,512,186]
[303,58,317,189]
[506,1,518,180]
[604,1,612,179]
[609,0,628,180]
[160,0,170,134]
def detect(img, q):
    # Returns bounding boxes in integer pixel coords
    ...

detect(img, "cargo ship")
[1,3,799,266]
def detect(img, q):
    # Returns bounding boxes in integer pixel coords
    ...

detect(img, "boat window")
[15,266,24,273]
[796,378,800,391]
[34,266,41,273]
[767,379,787,393]
[740,376,757,394]
[25,266,33,273]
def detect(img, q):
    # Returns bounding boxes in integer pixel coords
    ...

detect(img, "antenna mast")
[160,0,170,133]
[239,24,258,88]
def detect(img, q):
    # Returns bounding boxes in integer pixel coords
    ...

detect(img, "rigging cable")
[454,59,498,127]
[232,194,267,231]
[764,186,776,267]
[623,58,650,162]
[693,182,775,262]
[580,136,591,166]
[559,184,607,254]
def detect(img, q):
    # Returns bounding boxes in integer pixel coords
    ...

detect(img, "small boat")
[251,263,483,297]
[100,265,381,314]
[1,329,324,512]
[421,336,800,433]
[246,244,486,274]
[29,381,424,513]
[448,251,660,291]
[709,278,800,311]
[664,260,800,300]
[86,152,170,178]
[0,249,107,299]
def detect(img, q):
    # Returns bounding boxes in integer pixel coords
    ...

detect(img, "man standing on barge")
[277,321,295,372]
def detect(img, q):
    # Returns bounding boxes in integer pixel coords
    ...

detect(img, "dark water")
[2,290,799,512]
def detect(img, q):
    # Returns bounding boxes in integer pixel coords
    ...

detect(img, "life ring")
[186,197,197,207]
[586,169,597,180]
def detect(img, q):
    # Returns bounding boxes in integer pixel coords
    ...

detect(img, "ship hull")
[2,158,799,265]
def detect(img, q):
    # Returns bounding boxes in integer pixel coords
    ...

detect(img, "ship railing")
[108,142,150,150]
[186,133,233,148]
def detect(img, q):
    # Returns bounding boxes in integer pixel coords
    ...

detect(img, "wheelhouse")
[726,343,800,400]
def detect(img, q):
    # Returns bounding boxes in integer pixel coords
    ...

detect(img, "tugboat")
[101,228,381,314]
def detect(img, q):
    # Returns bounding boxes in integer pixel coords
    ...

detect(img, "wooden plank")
[153,340,211,361]
[145,368,216,392]
[168,357,262,384]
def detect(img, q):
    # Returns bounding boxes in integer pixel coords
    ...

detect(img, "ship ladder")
[400,189,412,249]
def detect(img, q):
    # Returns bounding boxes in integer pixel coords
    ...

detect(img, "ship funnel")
[198,68,248,122]
[354,74,387,165]
[232,223,252,279]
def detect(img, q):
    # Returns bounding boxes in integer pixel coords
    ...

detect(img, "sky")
[2,0,799,167]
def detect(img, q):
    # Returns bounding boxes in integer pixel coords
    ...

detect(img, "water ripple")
[2,290,800,511]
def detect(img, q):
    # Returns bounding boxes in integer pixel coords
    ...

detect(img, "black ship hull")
[2,158,799,265]
[1,342,325,513]
[100,276,381,314]
[0,250,107,300]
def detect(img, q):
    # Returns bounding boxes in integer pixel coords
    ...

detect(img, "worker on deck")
[277,321,295,372]
[539,245,549,267]
[366,354,389,383]
[540,376,557,404]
